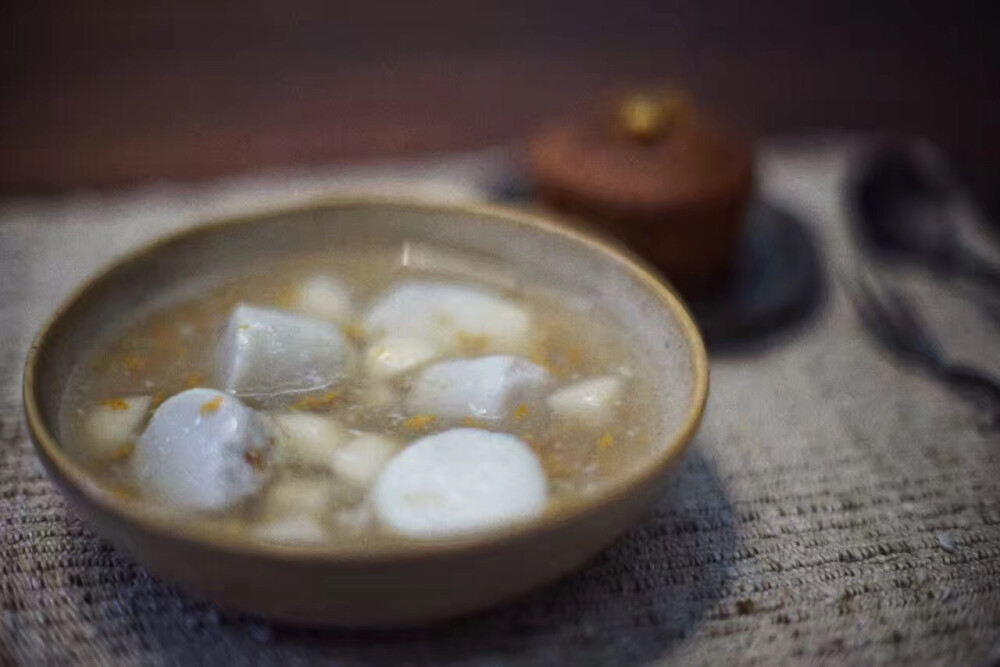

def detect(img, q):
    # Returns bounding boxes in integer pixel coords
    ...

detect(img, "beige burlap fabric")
[2,142,998,666]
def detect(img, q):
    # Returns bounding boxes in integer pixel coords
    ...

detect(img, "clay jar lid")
[528,89,754,294]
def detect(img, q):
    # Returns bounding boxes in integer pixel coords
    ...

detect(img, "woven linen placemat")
[1,143,998,666]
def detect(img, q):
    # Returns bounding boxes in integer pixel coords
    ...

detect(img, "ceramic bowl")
[23,198,708,626]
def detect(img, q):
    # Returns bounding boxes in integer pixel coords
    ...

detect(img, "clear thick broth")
[60,247,663,544]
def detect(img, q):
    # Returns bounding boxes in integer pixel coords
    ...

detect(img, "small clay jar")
[528,88,754,295]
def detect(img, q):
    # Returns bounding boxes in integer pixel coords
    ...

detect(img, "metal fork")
[844,270,1000,427]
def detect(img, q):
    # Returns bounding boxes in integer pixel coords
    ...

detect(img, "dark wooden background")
[3,1,997,210]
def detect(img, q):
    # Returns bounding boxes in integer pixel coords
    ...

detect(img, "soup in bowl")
[24,199,708,625]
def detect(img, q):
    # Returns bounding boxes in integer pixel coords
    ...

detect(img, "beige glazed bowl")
[23,199,709,627]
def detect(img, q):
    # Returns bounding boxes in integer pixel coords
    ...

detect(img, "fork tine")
[865,273,943,362]
[844,272,1000,427]
[865,272,925,337]
[843,272,909,352]
[845,271,943,365]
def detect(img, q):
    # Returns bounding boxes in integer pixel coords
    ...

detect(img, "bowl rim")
[23,196,709,563]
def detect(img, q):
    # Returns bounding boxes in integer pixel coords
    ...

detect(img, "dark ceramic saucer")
[688,200,824,349]
[492,176,824,350]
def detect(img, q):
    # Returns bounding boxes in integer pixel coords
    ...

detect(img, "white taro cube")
[82,395,152,459]
[133,388,273,512]
[546,376,625,429]
[217,304,353,397]
[363,281,530,354]
[295,275,353,325]
[372,428,548,538]
[268,412,350,471]
[331,433,401,488]
[364,336,441,381]
[406,355,551,422]
[259,477,338,520]
[253,514,328,545]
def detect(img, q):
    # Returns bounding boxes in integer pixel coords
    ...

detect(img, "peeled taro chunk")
[331,433,400,488]
[217,304,353,397]
[372,428,548,538]
[364,281,530,354]
[364,336,441,381]
[295,275,353,325]
[546,376,625,429]
[268,412,350,471]
[406,355,551,422]
[133,388,273,512]
[82,395,152,459]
